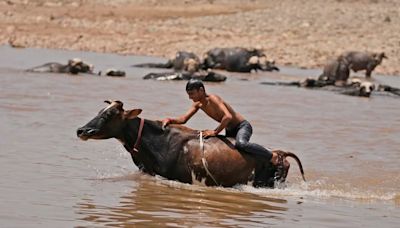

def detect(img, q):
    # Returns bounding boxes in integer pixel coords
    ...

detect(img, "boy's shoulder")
[208,94,223,101]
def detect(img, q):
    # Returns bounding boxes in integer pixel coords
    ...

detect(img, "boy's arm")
[162,103,199,126]
[203,96,232,137]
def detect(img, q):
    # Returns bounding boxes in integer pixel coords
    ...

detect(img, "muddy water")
[0,45,399,227]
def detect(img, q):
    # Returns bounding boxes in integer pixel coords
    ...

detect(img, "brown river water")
[0,45,399,227]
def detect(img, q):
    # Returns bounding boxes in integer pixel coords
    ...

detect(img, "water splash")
[236,179,399,203]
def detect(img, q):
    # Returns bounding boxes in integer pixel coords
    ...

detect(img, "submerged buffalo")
[377,84,400,96]
[261,77,376,97]
[27,58,94,75]
[100,68,126,77]
[143,70,227,82]
[27,58,126,77]
[341,78,375,97]
[340,51,387,78]
[77,101,305,188]
[202,47,279,73]
[133,51,202,73]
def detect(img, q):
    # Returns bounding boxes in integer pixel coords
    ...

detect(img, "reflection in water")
[75,175,288,227]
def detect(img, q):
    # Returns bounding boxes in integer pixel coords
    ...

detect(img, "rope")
[199,131,219,186]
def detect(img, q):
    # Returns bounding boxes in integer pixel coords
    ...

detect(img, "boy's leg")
[235,121,273,161]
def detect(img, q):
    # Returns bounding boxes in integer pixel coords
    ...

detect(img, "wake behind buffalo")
[77,100,305,188]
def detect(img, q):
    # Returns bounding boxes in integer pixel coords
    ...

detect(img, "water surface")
[0,45,399,227]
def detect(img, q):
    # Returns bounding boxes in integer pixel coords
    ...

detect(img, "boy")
[162,79,279,165]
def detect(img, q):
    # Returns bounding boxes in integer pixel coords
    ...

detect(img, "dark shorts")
[225,120,272,160]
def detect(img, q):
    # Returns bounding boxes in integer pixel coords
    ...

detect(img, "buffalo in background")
[27,58,94,75]
[143,71,226,82]
[133,51,202,73]
[134,51,228,82]
[261,77,377,97]
[319,51,387,84]
[27,58,126,77]
[202,47,279,73]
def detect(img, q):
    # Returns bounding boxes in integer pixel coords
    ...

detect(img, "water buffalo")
[377,84,400,96]
[133,51,201,73]
[77,100,305,188]
[27,58,94,75]
[202,47,279,73]
[27,59,126,77]
[340,51,387,78]
[318,56,350,84]
[261,77,376,97]
[100,68,126,77]
[333,79,374,97]
[143,70,227,82]
[346,78,400,97]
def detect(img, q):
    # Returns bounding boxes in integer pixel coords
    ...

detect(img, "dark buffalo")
[377,84,400,96]
[341,78,375,97]
[27,58,94,75]
[346,78,400,97]
[202,47,279,73]
[318,56,351,84]
[100,68,126,77]
[319,51,387,82]
[133,51,201,73]
[261,77,376,97]
[340,51,387,78]
[77,101,305,188]
[143,70,227,82]
[27,59,126,77]
[261,78,332,88]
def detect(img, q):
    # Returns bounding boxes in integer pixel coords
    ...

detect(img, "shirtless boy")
[162,79,279,165]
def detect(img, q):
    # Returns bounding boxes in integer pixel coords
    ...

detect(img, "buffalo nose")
[360,91,371,97]
[77,127,98,137]
[76,128,85,137]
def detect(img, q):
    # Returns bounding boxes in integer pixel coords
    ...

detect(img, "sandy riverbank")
[1,0,399,75]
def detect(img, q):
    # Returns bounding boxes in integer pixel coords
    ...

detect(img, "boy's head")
[186,79,204,91]
[186,79,205,101]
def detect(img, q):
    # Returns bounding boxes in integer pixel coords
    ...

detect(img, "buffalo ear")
[104,100,112,104]
[124,109,142,119]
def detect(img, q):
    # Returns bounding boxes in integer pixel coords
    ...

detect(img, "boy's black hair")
[186,79,205,91]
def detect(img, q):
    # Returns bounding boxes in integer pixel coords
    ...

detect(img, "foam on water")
[95,171,399,204]
[237,181,399,203]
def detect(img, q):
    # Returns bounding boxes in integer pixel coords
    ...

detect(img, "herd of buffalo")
[26,47,399,98]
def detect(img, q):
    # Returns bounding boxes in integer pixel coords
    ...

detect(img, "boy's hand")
[201,129,216,138]
[161,118,171,128]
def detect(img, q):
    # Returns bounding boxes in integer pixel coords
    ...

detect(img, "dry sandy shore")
[1,0,399,75]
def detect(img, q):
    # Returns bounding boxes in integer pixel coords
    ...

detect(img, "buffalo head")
[349,78,375,97]
[77,100,142,140]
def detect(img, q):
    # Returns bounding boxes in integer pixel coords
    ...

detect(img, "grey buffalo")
[133,51,201,73]
[318,51,387,84]
[99,68,126,77]
[27,58,126,77]
[202,47,279,73]
[340,51,387,78]
[143,70,227,82]
[261,77,376,97]
[377,84,400,96]
[27,58,94,75]
[318,56,350,84]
